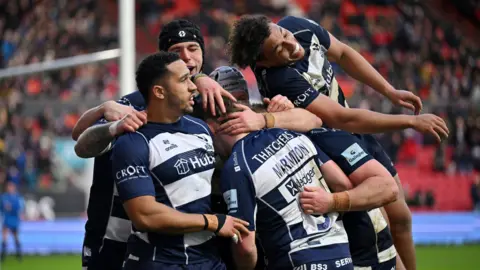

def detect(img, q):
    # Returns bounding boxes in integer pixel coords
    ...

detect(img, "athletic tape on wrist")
[214,214,226,234]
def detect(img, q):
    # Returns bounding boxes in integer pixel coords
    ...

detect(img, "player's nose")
[179,48,191,62]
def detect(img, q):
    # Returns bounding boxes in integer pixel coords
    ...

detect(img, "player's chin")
[184,105,194,114]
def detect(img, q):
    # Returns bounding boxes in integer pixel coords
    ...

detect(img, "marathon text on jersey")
[272,144,311,179]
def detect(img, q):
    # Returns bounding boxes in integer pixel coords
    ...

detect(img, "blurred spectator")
[471,175,480,212]
[0,0,479,207]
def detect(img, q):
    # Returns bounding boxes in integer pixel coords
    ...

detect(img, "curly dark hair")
[135,52,180,102]
[227,15,271,69]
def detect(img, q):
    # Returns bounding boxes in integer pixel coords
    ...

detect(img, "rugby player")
[0,182,24,262]
[208,66,402,270]
[73,19,237,270]
[205,107,353,269]
[228,15,450,270]
[111,52,249,270]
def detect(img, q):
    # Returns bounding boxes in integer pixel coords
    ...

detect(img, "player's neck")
[223,133,248,153]
[147,105,182,124]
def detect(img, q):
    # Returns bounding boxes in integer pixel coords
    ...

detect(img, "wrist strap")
[214,214,226,234]
[332,191,351,212]
[263,113,275,129]
[191,73,208,83]
[202,214,209,230]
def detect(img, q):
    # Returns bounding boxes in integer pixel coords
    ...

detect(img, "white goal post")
[0,0,135,97]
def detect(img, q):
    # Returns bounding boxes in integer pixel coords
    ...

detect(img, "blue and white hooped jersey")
[83,91,145,258]
[111,115,219,265]
[220,128,350,269]
[254,16,348,109]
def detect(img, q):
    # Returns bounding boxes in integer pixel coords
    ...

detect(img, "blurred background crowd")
[0,0,479,213]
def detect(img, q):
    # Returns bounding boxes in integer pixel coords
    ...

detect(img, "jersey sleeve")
[313,143,331,168]
[111,132,155,202]
[219,157,256,231]
[278,16,331,49]
[266,67,320,108]
[305,18,331,49]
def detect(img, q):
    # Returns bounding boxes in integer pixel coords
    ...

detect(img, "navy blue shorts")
[2,225,18,234]
[281,257,354,270]
[306,128,373,175]
[123,258,226,270]
[356,134,397,177]
[354,257,396,270]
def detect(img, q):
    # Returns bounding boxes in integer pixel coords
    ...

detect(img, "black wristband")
[214,214,226,234]
[202,214,209,230]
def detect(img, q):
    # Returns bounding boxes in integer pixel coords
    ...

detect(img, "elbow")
[131,215,154,231]
[384,177,399,204]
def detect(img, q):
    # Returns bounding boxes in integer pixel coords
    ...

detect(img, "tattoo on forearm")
[76,123,115,158]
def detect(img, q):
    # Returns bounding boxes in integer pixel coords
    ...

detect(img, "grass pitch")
[1,245,479,270]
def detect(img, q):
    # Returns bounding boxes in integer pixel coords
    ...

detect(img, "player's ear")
[152,85,165,100]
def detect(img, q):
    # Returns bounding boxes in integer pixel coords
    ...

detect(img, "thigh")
[358,134,397,177]
[307,128,373,175]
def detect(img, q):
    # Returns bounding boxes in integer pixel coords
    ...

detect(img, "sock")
[1,241,6,261]
[15,239,21,259]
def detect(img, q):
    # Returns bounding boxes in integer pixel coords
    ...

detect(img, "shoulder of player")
[264,66,304,86]
[183,115,212,136]
[113,131,149,150]
[117,91,146,109]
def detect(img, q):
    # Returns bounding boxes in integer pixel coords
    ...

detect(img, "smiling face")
[168,41,203,75]
[156,60,198,114]
[257,23,305,67]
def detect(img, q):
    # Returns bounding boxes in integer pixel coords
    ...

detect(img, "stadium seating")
[1,0,479,213]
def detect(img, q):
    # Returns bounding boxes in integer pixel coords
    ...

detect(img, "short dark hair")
[135,52,180,102]
[228,15,271,69]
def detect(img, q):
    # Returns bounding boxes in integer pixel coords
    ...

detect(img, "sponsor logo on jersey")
[335,257,352,268]
[293,87,317,107]
[252,131,295,164]
[223,189,238,213]
[115,165,148,181]
[174,154,216,176]
[341,143,367,166]
[285,167,316,196]
[272,144,311,179]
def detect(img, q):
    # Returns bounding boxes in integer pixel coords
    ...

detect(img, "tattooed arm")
[74,114,144,158]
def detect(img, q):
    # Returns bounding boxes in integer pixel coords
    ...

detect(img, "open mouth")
[187,66,195,73]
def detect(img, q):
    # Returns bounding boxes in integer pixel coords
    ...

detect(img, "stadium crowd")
[0,0,479,210]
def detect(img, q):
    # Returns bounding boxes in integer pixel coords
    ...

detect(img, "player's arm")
[219,105,322,135]
[220,159,258,270]
[301,147,398,213]
[72,99,147,141]
[267,68,448,141]
[307,95,447,141]
[112,133,249,235]
[308,19,422,114]
[326,33,422,114]
[74,114,143,158]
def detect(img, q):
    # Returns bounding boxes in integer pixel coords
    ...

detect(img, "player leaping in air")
[228,15,450,270]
